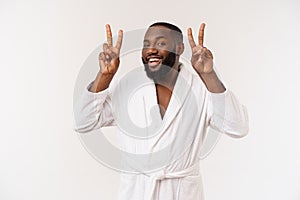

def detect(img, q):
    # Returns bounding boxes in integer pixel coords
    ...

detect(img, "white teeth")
[149,58,159,62]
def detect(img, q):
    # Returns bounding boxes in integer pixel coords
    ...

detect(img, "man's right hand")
[99,24,123,75]
[89,24,123,93]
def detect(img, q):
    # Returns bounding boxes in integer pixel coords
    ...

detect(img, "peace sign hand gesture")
[188,23,214,75]
[99,24,123,75]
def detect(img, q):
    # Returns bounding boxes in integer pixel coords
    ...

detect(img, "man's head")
[142,22,184,82]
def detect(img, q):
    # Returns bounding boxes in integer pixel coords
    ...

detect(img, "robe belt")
[145,163,200,200]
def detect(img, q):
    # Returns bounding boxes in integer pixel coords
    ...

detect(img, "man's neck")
[155,62,181,91]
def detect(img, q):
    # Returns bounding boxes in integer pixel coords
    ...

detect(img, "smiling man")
[74,22,249,200]
[141,23,185,118]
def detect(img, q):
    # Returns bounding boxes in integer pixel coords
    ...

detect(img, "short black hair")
[149,22,183,43]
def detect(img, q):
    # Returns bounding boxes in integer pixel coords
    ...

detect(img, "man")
[74,22,249,200]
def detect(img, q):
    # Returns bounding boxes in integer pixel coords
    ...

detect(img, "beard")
[142,50,177,83]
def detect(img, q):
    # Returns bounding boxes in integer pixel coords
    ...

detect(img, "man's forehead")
[144,26,173,39]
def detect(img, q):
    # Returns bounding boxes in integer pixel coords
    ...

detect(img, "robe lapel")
[159,65,193,132]
[114,65,193,140]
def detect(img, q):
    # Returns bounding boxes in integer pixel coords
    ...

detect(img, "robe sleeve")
[73,82,115,133]
[207,89,249,138]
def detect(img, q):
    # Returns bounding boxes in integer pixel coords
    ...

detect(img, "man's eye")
[143,43,150,47]
[157,42,166,47]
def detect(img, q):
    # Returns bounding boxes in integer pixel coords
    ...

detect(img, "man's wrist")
[98,71,115,80]
[197,70,226,93]
[196,69,216,80]
[89,71,114,93]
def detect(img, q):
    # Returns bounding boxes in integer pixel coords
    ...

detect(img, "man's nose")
[146,46,159,54]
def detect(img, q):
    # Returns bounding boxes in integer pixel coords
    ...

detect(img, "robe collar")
[149,63,193,133]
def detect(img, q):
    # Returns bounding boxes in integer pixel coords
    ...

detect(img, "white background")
[1,0,300,199]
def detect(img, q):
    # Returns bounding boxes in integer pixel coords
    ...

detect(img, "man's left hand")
[187,23,214,75]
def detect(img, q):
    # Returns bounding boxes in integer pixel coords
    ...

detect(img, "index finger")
[198,23,205,46]
[106,24,113,47]
[187,28,196,48]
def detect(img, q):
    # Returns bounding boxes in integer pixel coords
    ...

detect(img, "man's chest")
[156,86,172,118]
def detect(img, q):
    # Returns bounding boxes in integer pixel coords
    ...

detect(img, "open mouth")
[147,56,162,69]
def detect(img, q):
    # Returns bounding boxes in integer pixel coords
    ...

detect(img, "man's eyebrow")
[143,36,167,42]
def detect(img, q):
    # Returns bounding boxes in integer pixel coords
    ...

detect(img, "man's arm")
[197,70,225,93]
[89,24,123,93]
[187,23,226,93]
[89,72,114,92]
[73,24,123,133]
[188,23,248,137]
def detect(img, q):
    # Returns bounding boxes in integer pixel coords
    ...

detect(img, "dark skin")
[142,26,184,118]
[89,24,225,119]
[156,84,172,118]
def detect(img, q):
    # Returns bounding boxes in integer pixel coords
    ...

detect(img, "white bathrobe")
[74,64,249,200]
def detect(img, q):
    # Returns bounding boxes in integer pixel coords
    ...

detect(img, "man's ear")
[176,43,184,55]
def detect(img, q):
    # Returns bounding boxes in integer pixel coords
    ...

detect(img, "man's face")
[142,26,177,81]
